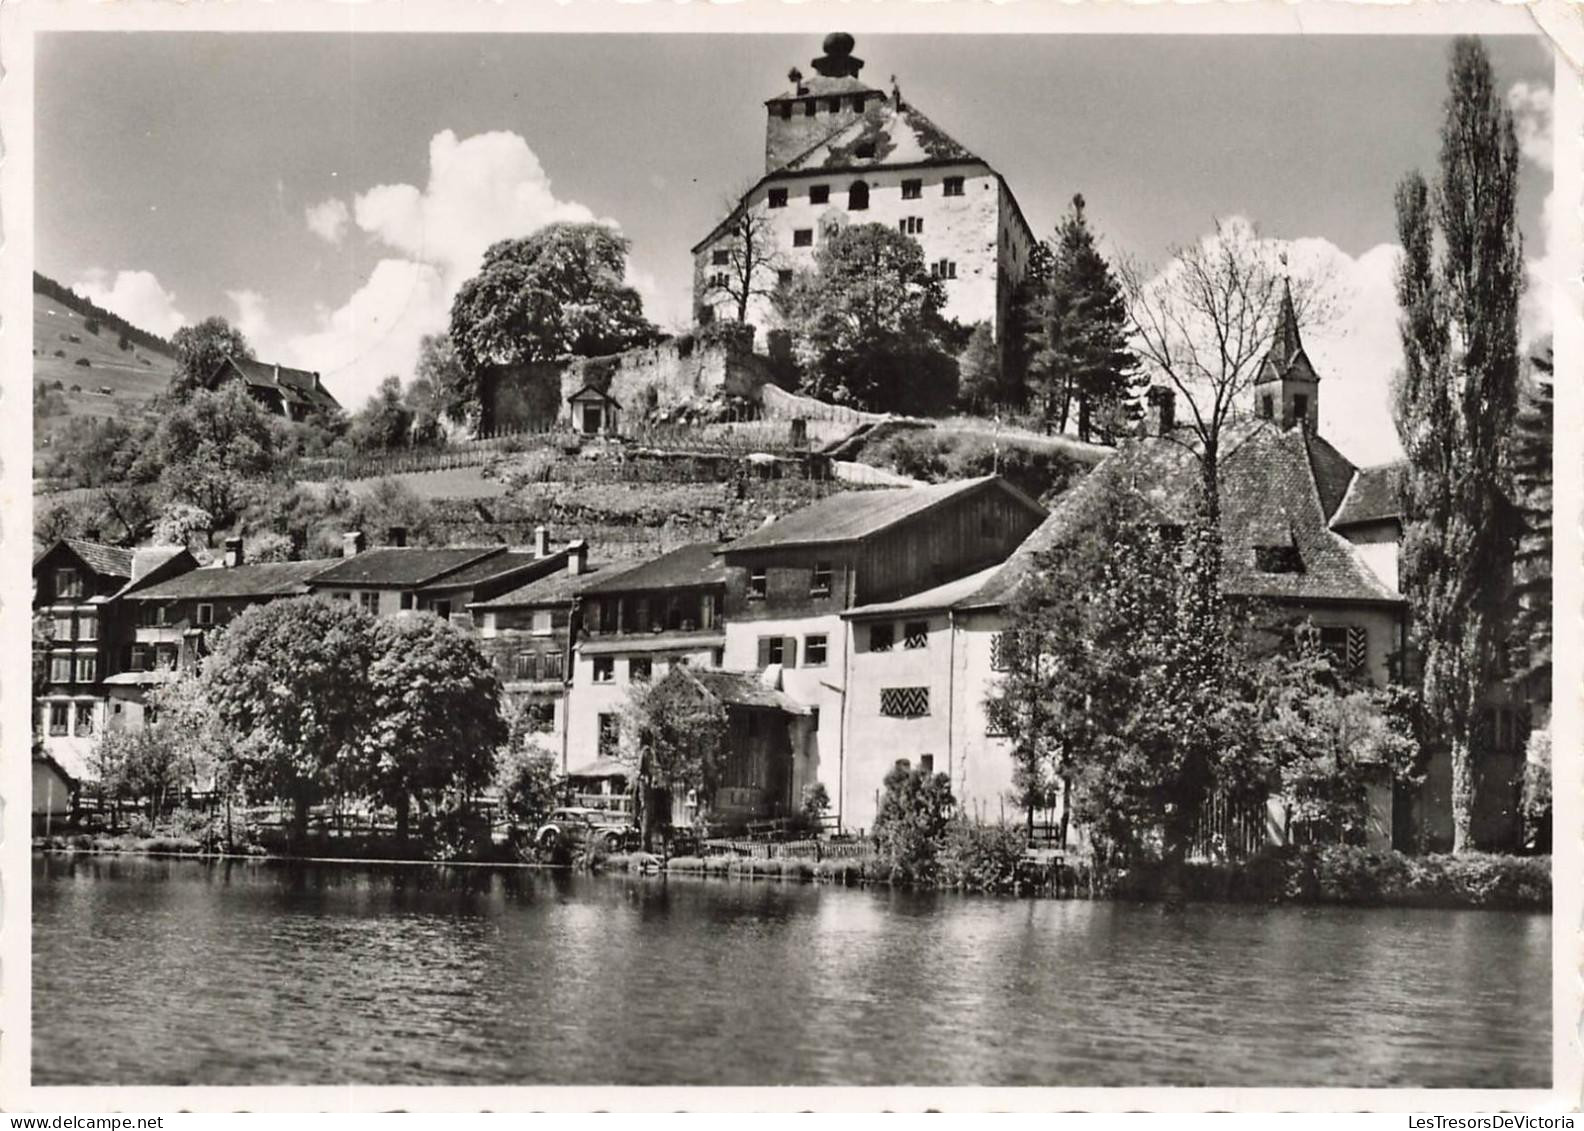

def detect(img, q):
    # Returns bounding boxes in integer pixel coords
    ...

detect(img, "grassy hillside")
[34,288,179,466]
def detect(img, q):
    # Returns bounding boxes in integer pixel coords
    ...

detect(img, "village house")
[692,33,1037,371]
[205,354,343,421]
[712,477,1048,832]
[31,538,197,784]
[469,538,639,743]
[562,542,729,774]
[303,528,568,626]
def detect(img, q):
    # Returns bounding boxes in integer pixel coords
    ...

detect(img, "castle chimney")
[387,526,408,548]
[1146,386,1176,437]
[223,537,244,569]
[566,540,589,576]
[533,525,550,558]
[342,531,366,558]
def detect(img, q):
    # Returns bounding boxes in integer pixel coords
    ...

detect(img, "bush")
[873,761,956,886]
[53,349,66,358]
[84,318,101,335]
[942,821,1026,893]
[75,358,91,368]
[861,428,1085,503]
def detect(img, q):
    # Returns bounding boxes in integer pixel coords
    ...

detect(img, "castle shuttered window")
[768,187,788,208]
[943,177,965,197]
[880,687,930,718]
[809,184,830,205]
[990,633,1011,672]
[901,179,922,200]
[758,636,797,668]
[1318,625,1368,673]
[712,249,730,266]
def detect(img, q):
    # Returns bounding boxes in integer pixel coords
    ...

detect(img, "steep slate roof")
[1257,281,1321,388]
[723,477,1041,554]
[765,74,879,104]
[686,668,812,715]
[471,559,644,609]
[35,539,134,579]
[210,355,342,413]
[308,547,503,588]
[125,559,339,600]
[419,550,557,593]
[580,542,726,594]
[956,420,1402,610]
[1331,461,1408,529]
[843,564,1002,619]
[780,100,978,173]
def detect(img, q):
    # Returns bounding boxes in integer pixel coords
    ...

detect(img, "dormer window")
[1293,393,1311,427]
[55,568,83,600]
[1255,545,1303,574]
[854,141,876,160]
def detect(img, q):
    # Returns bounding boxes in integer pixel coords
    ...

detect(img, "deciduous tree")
[1392,37,1524,852]
[703,193,785,326]
[170,316,253,400]
[622,669,730,847]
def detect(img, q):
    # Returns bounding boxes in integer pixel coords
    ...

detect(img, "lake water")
[32,854,1551,1088]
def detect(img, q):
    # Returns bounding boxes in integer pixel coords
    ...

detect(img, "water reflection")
[32,855,1549,1088]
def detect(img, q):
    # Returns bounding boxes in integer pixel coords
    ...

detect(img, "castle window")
[75,703,95,736]
[777,269,794,286]
[767,187,788,209]
[931,260,957,280]
[51,656,73,683]
[1294,393,1311,424]
[809,184,830,205]
[712,249,730,266]
[630,657,652,683]
[709,272,730,290]
[75,655,97,683]
[598,713,621,757]
[848,181,870,211]
[778,102,792,120]
[943,177,965,197]
[793,228,813,248]
[825,97,841,113]
[196,603,214,627]
[803,99,816,118]
[901,179,922,200]
[853,95,867,113]
[899,217,923,235]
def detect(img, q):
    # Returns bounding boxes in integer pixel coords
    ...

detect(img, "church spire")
[1272,273,1303,371]
[1254,258,1321,432]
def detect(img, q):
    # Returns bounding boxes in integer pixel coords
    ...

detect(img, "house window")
[53,614,74,640]
[75,703,95,736]
[630,657,653,682]
[514,653,538,681]
[1317,625,1368,673]
[848,181,870,211]
[592,656,615,684]
[129,644,148,672]
[758,636,796,668]
[532,610,553,635]
[777,269,794,286]
[793,228,813,248]
[332,591,351,603]
[768,187,788,209]
[853,94,867,113]
[805,634,828,667]
[919,754,935,775]
[712,249,730,266]
[51,655,74,683]
[196,604,214,627]
[880,687,930,717]
[598,714,621,757]
[904,621,929,649]
[901,179,922,200]
[1294,393,1310,424]
[1260,394,1275,420]
[931,259,958,280]
[49,703,69,735]
[989,633,1011,672]
[434,600,452,620]
[77,613,98,642]
[749,568,768,600]
[811,561,832,597]
[55,568,83,600]
[870,624,894,653]
[1255,545,1303,574]
[899,216,924,235]
[75,655,97,683]
[701,593,718,629]
[943,177,965,197]
[400,591,415,610]
[809,184,830,205]
[358,592,379,615]
[156,644,178,670]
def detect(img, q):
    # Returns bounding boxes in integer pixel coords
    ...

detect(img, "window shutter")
[783,636,797,667]
[757,637,771,669]
[1346,626,1367,673]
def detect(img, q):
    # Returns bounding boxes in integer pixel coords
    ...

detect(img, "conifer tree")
[1392,37,1524,852]
[1023,195,1140,441]
[1508,341,1552,706]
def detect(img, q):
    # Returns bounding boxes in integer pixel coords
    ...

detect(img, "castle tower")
[1253,277,1320,432]
[763,33,887,172]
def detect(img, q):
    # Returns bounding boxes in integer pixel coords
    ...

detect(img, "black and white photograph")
[4,0,1576,1110]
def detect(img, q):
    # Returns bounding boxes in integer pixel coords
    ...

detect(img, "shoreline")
[34,841,1553,912]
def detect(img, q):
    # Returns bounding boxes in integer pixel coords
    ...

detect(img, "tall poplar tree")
[1392,37,1524,852]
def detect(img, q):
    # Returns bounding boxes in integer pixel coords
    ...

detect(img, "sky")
[37,32,1555,466]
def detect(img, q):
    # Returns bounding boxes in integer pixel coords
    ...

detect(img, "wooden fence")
[1188,790,1270,862]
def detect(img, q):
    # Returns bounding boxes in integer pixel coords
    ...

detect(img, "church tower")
[763,33,888,172]
[1253,277,1320,432]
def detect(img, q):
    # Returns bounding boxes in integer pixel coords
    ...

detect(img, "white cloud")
[1510,81,1558,345]
[286,129,610,409]
[226,289,271,350]
[305,197,351,244]
[72,268,187,338]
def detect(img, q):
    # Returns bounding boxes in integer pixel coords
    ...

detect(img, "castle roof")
[1257,279,1320,387]
[1331,461,1408,529]
[779,99,980,174]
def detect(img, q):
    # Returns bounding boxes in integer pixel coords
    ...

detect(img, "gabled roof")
[125,559,339,601]
[1257,280,1320,388]
[843,564,1003,619]
[957,420,1402,610]
[684,668,812,715]
[308,547,503,588]
[1331,461,1408,529]
[567,383,619,406]
[418,550,558,593]
[35,539,134,579]
[580,542,726,594]
[780,100,979,173]
[471,558,644,610]
[209,355,342,413]
[722,477,1043,554]
[580,629,727,656]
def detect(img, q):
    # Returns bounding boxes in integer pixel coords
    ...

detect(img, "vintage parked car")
[535,807,637,852]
